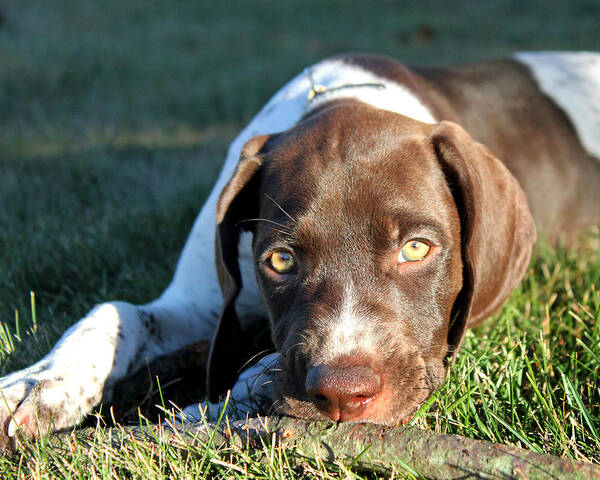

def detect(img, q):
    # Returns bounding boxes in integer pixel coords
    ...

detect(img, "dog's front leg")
[0,298,221,451]
[0,198,226,450]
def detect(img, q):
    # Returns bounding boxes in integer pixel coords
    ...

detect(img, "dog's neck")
[302,59,437,124]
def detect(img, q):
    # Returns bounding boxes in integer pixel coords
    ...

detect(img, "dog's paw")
[178,353,279,424]
[0,371,99,452]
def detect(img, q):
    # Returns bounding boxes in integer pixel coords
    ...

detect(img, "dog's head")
[208,101,535,425]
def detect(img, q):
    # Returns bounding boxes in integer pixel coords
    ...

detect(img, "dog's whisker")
[266,397,283,415]
[264,194,297,224]
[284,342,306,356]
[239,349,277,371]
[236,217,292,232]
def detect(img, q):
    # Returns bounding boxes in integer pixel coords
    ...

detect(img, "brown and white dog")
[1,52,599,447]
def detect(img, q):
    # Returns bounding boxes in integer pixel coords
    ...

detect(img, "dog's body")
[1,52,599,446]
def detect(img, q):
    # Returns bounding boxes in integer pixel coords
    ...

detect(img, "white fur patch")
[514,51,600,161]
[304,60,436,124]
[318,284,389,362]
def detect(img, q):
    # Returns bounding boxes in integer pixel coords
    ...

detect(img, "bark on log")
[50,416,599,479]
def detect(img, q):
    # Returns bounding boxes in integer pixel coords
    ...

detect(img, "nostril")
[314,393,328,402]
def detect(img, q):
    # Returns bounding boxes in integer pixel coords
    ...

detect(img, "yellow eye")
[399,240,430,263]
[268,250,296,274]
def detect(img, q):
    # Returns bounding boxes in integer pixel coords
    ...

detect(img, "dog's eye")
[268,250,296,274]
[399,240,430,263]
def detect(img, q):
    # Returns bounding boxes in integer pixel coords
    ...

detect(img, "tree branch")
[52,416,599,479]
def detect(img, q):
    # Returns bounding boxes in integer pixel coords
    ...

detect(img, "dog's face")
[209,101,536,425]
[251,107,463,424]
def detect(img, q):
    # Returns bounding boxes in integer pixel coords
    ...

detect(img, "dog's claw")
[0,387,44,450]
[6,418,16,438]
[7,407,37,440]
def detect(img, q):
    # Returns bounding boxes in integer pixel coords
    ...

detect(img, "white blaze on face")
[317,284,390,363]
[514,51,600,162]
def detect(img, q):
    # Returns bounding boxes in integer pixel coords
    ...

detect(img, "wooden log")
[51,416,600,479]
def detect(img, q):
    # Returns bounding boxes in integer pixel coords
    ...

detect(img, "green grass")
[0,0,599,477]
[413,232,600,460]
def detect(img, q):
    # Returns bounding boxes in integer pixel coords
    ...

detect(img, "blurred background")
[0,1,599,370]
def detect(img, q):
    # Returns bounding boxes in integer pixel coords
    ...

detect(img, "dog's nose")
[305,364,381,421]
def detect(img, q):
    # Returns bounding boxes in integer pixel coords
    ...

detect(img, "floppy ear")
[432,121,536,359]
[206,134,270,401]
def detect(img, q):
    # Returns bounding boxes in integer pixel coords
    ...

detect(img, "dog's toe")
[0,375,98,453]
[0,379,57,451]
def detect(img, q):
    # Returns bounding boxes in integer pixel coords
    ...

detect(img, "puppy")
[1,52,599,448]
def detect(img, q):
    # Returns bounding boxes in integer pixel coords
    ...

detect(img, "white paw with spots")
[0,369,100,449]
